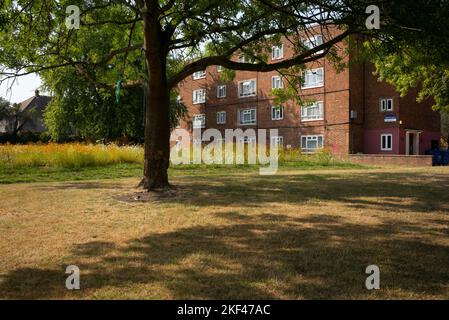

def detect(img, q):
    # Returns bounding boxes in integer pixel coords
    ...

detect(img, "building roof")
[19,93,51,113]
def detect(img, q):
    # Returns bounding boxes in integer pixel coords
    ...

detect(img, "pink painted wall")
[365,129,440,155]
[364,128,400,154]
[419,131,441,154]
[398,130,441,155]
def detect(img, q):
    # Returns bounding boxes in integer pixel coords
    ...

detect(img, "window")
[238,54,254,63]
[271,136,284,147]
[216,138,226,145]
[301,102,324,121]
[192,70,206,80]
[380,98,393,112]
[271,106,284,120]
[217,85,226,98]
[238,136,257,144]
[381,134,393,151]
[217,111,226,124]
[239,108,257,125]
[193,114,206,129]
[303,34,324,54]
[301,135,324,153]
[271,75,283,89]
[272,45,283,60]
[192,89,206,104]
[302,68,324,88]
[217,65,223,72]
[238,79,257,98]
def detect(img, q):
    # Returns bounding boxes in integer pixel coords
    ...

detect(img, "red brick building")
[177,31,441,155]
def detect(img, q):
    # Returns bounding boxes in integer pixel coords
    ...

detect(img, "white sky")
[0,73,44,104]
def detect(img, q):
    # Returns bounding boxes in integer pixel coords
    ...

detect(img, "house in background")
[0,90,51,135]
[177,28,441,156]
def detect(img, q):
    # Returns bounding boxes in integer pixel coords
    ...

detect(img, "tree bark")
[140,3,171,190]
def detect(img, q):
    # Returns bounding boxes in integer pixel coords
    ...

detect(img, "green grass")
[0,161,368,184]
[0,143,368,184]
[0,163,143,184]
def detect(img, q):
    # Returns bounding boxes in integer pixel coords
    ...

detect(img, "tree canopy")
[369,35,449,113]
[0,97,10,122]
[2,0,449,188]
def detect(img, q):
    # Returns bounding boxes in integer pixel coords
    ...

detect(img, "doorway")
[405,130,421,155]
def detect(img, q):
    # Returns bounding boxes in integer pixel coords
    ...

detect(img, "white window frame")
[238,54,255,63]
[238,108,257,125]
[301,135,324,153]
[271,106,284,120]
[302,34,324,54]
[175,140,182,150]
[238,136,257,144]
[193,114,206,129]
[380,98,394,112]
[271,44,284,60]
[192,70,206,80]
[217,111,226,124]
[215,138,226,145]
[271,136,284,147]
[301,101,324,121]
[381,134,393,151]
[271,75,283,89]
[238,79,257,98]
[192,89,206,104]
[217,85,227,98]
[301,68,324,89]
[175,118,181,129]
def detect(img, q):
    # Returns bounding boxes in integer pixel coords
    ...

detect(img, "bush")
[0,132,50,144]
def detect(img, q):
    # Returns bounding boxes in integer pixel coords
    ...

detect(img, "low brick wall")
[349,154,433,167]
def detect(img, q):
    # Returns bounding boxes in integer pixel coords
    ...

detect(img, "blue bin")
[426,149,447,166]
[442,151,449,166]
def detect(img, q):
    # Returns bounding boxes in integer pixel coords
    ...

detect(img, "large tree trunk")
[141,77,171,190]
[140,3,171,190]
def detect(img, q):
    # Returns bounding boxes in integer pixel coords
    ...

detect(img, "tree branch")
[167,30,351,89]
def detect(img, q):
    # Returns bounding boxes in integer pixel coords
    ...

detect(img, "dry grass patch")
[0,167,449,299]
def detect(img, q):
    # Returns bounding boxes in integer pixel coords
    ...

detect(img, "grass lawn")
[0,161,365,184]
[0,166,449,299]
[0,163,144,184]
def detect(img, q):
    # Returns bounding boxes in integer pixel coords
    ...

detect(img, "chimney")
[35,89,40,97]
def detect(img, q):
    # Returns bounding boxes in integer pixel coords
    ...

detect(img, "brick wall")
[349,154,433,167]
[398,87,440,133]
[178,26,352,150]
[177,28,441,155]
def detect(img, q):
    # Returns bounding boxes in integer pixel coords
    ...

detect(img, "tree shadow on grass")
[1,170,449,299]
[34,182,130,191]
[164,171,449,213]
[1,212,448,299]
